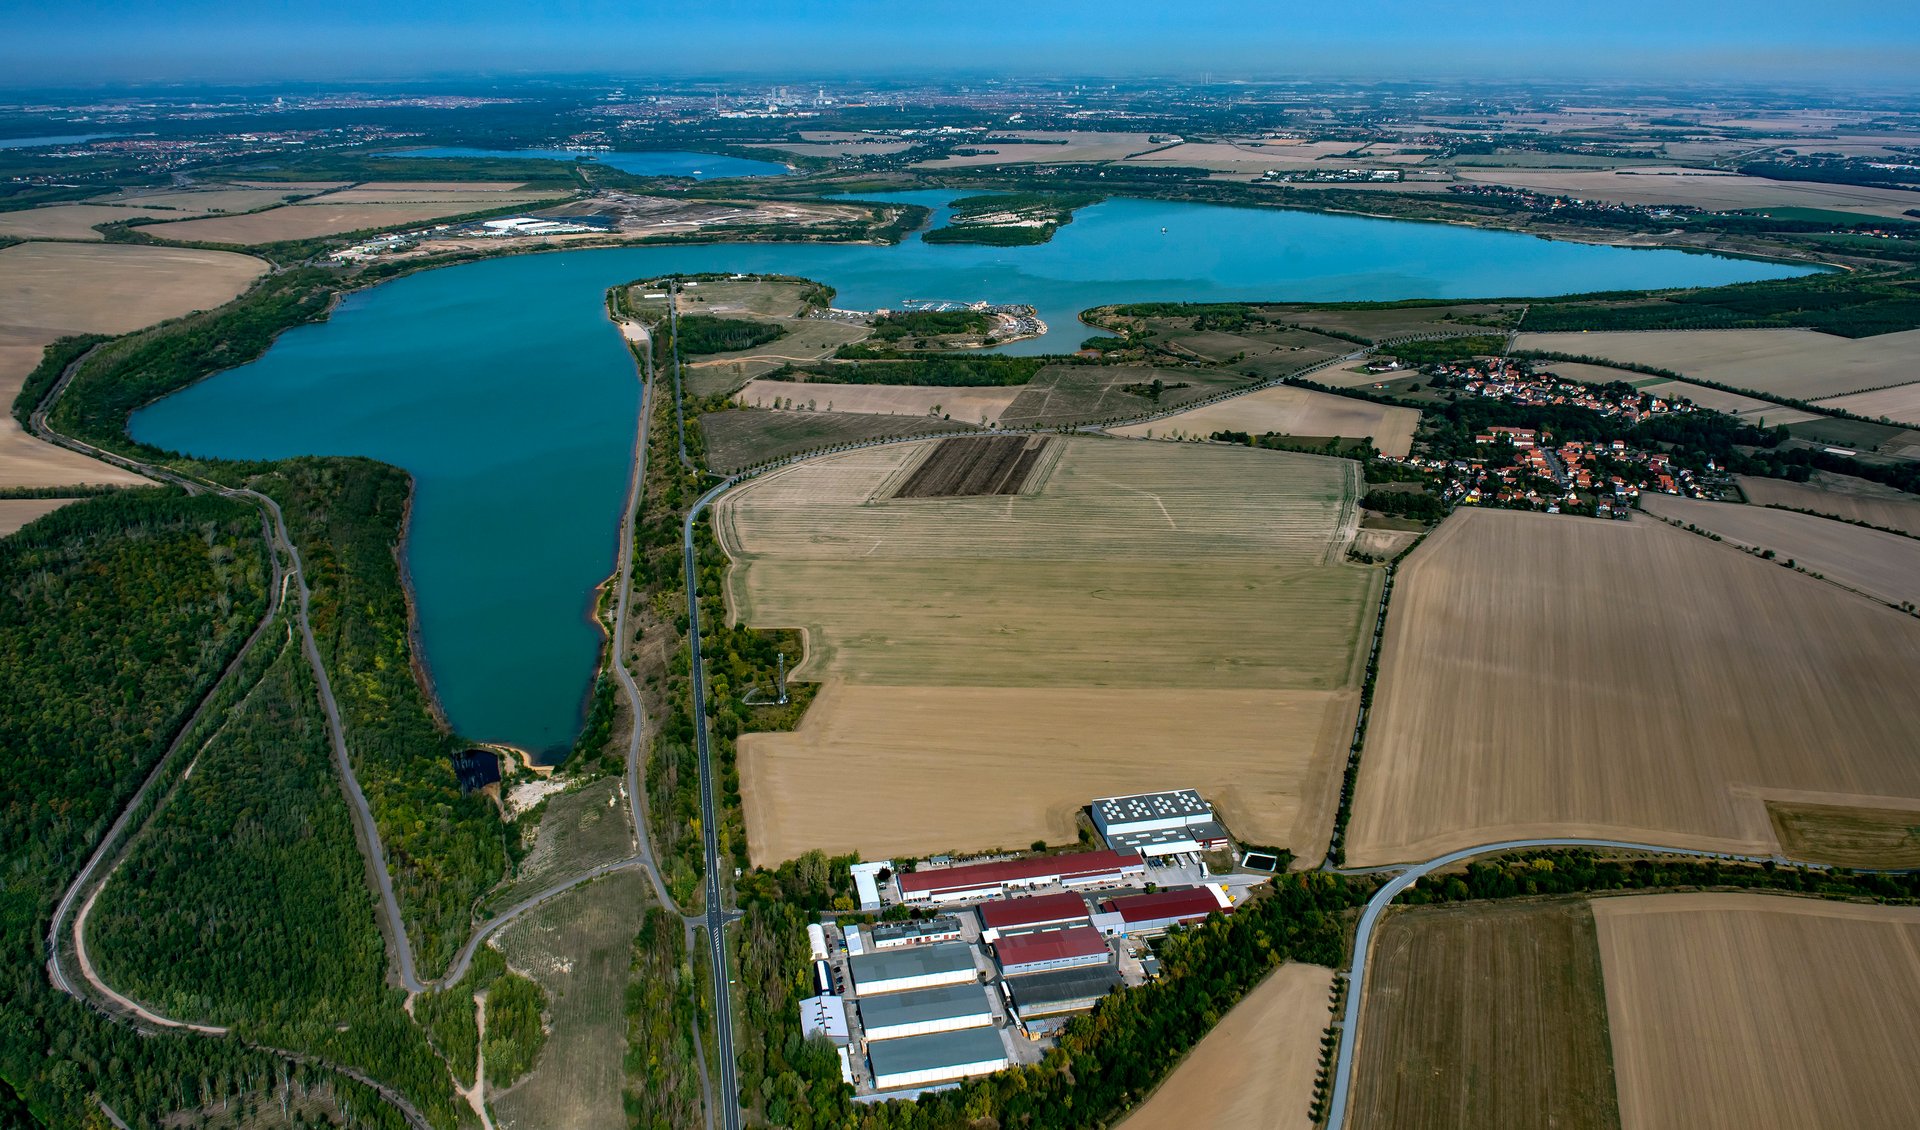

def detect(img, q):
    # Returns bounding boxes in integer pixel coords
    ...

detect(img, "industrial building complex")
[797,787,1246,1097]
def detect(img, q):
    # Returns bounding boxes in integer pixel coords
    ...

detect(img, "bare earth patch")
[1110,384,1421,457]
[0,204,166,241]
[1593,893,1920,1130]
[1123,962,1335,1130]
[1346,509,1920,865]
[1515,328,1920,402]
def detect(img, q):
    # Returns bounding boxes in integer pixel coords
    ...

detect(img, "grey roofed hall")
[1002,965,1125,1012]
[859,983,994,1030]
[867,1026,1007,1078]
[850,941,977,985]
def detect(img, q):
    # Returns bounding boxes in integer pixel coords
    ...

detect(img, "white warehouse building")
[849,941,978,996]
[858,983,995,1041]
[1089,789,1229,857]
[868,1028,1010,1091]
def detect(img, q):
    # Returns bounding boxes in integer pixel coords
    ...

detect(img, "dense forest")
[87,631,460,1125]
[253,458,506,978]
[675,315,786,357]
[869,309,991,341]
[0,491,408,1128]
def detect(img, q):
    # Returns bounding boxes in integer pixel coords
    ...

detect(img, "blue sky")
[3,1,1917,87]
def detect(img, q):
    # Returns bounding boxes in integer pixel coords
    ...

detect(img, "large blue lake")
[132,191,1815,758]
[388,147,790,180]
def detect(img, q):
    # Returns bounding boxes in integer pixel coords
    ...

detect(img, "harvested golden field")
[1637,493,1920,608]
[0,204,161,241]
[721,437,1376,865]
[913,130,1167,167]
[86,186,311,214]
[144,191,552,244]
[1767,800,1920,869]
[740,684,1356,864]
[1635,378,1817,426]
[1594,893,1920,1130]
[1459,167,1920,219]
[0,243,261,489]
[1110,384,1420,457]
[1123,963,1335,1130]
[307,186,554,206]
[1350,900,1619,1130]
[1346,508,1920,866]
[1817,381,1920,428]
[0,498,76,536]
[1515,328,1920,401]
[734,379,1019,425]
[0,242,266,336]
[1738,472,1920,536]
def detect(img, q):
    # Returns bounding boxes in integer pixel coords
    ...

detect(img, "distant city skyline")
[3,0,1919,89]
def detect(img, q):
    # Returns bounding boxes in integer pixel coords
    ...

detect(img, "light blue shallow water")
[388,147,790,179]
[131,191,1816,758]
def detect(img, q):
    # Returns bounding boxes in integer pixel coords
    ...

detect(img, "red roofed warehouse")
[1097,886,1232,937]
[993,926,1113,976]
[897,850,1146,903]
[976,892,1091,940]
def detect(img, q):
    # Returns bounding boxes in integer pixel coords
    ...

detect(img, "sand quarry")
[1346,508,1920,866]
[718,436,1379,866]
[0,242,266,490]
[1594,893,1920,1130]
[1515,328,1920,404]
[1109,383,1420,457]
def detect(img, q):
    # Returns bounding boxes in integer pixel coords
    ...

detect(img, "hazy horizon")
[4,0,1918,91]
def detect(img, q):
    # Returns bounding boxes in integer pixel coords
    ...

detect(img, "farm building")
[850,861,891,911]
[799,994,850,1045]
[869,916,965,949]
[994,926,1113,977]
[1001,966,1124,1030]
[858,983,996,1041]
[977,892,1092,941]
[896,849,1145,903]
[1089,790,1229,857]
[1096,886,1232,937]
[868,1027,1010,1091]
[850,941,979,995]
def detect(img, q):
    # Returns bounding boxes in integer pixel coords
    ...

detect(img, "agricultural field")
[0,241,264,489]
[489,777,635,909]
[0,498,74,536]
[1818,381,1920,428]
[1767,800,1920,869]
[717,437,1376,865]
[912,130,1170,168]
[145,203,511,245]
[1259,301,1524,342]
[1514,328,1920,402]
[1738,472,1920,536]
[1345,508,1920,866]
[700,407,973,473]
[1637,493,1920,608]
[997,364,1254,427]
[1633,377,1817,427]
[1156,324,1353,380]
[490,870,653,1130]
[1785,416,1920,459]
[0,203,167,240]
[1456,167,1920,219]
[1110,384,1420,457]
[1122,962,1335,1130]
[1593,893,1920,1130]
[1349,900,1619,1130]
[891,435,1051,497]
[86,185,315,213]
[735,378,1018,424]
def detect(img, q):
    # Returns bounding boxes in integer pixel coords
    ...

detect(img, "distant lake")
[0,133,121,149]
[132,191,1817,759]
[388,147,790,180]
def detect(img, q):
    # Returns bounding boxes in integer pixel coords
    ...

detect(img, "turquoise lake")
[389,147,791,179]
[131,191,1816,758]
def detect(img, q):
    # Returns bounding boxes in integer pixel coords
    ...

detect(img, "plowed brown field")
[1594,893,1920,1130]
[1346,508,1920,865]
